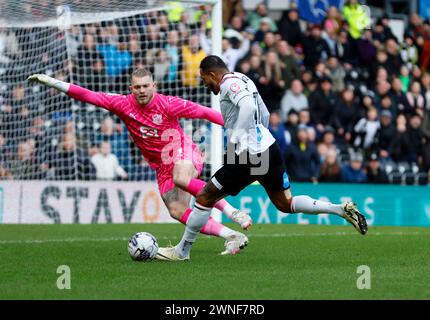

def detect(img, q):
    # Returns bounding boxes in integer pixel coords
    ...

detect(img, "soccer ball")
[128,232,158,262]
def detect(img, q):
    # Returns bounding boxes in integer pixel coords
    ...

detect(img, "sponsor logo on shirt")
[129,112,137,120]
[140,125,159,138]
[152,114,163,125]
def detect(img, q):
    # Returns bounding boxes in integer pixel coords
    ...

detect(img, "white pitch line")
[0,231,428,245]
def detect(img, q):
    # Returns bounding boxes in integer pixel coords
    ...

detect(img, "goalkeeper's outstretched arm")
[27,74,119,110]
[167,95,224,126]
[27,74,70,93]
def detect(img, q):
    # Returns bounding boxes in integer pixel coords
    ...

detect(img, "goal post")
[0,0,223,182]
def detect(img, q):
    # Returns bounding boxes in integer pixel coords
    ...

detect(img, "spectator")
[244,54,263,86]
[258,50,286,112]
[298,108,313,129]
[76,34,104,87]
[326,55,346,92]
[388,114,413,163]
[375,110,396,163]
[153,49,171,83]
[285,126,320,182]
[268,111,289,159]
[276,40,301,88]
[320,127,337,152]
[373,79,391,108]
[331,87,361,146]
[93,116,131,172]
[247,2,277,33]
[385,38,402,76]
[341,152,367,183]
[342,0,370,40]
[164,29,181,94]
[9,140,45,180]
[302,24,330,69]
[97,32,132,79]
[365,152,389,183]
[358,29,377,68]
[389,77,411,116]
[284,110,299,145]
[260,31,278,53]
[128,38,144,64]
[182,33,207,103]
[280,79,308,122]
[399,65,410,92]
[225,14,247,33]
[379,14,396,41]
[221,30,251,71]
[277,8,302,47]
[353,107,380,151]
[323,6,343,35]
[91,141,128,180]
[303,73,319,96]
[411,64,423,82]
[322,17,340,57]
[421,72,430,109]
[400,34,419,70]
[50,133,95,180]
[0,28,19,63]
[308,76,336,135]
[319,148,342,182]
[408,113,424,164]
[406,80,426,117]
[336,28,355,65]
[377,95,397,121]
[253,17,273,44]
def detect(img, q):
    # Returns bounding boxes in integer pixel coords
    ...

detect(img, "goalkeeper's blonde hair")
[131,68,153,80]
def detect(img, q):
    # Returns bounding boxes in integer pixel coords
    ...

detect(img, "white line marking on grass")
[0,231,428,245]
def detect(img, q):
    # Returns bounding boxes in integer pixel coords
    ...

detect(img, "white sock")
[175,203,212,258]
[221,202,236,219]
[291,195,344,216]
[219,226,236,239]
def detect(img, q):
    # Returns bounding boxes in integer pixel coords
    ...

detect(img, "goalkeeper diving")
[28,69,253,255]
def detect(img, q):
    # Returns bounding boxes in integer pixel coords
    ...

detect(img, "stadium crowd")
[0,0,430,185]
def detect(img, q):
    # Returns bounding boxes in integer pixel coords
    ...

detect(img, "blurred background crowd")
[0,0,429,185]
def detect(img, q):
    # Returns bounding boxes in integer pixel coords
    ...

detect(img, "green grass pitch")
[0,223,429,300]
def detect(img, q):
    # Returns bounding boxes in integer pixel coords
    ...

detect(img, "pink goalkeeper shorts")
[156,147,204,195]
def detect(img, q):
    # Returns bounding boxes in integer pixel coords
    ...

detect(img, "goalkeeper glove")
[27,74,70,93]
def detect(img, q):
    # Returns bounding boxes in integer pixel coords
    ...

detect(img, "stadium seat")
[397,162,410,174]
[404,172,415,185]
[388,172,402,184]
[417,173,429,185]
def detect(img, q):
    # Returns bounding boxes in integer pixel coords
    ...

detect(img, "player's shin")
[179,207,236,239]
[186,178,236,218]
[175,203,212,258]
[291,195,344,216]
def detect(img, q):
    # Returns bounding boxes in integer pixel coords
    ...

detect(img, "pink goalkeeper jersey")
[68,84,223,169]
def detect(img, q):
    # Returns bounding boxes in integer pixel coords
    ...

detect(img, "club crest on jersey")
[152,114,163,125]
[230,83,240,92]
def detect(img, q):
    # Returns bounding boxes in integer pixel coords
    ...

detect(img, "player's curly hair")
[200,55,229,72]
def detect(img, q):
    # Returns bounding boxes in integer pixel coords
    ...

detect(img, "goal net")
[0,0,221,182]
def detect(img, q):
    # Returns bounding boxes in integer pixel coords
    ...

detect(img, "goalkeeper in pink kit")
[28,68,251,255]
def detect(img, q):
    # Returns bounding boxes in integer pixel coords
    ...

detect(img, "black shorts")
[211,142,290,196]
